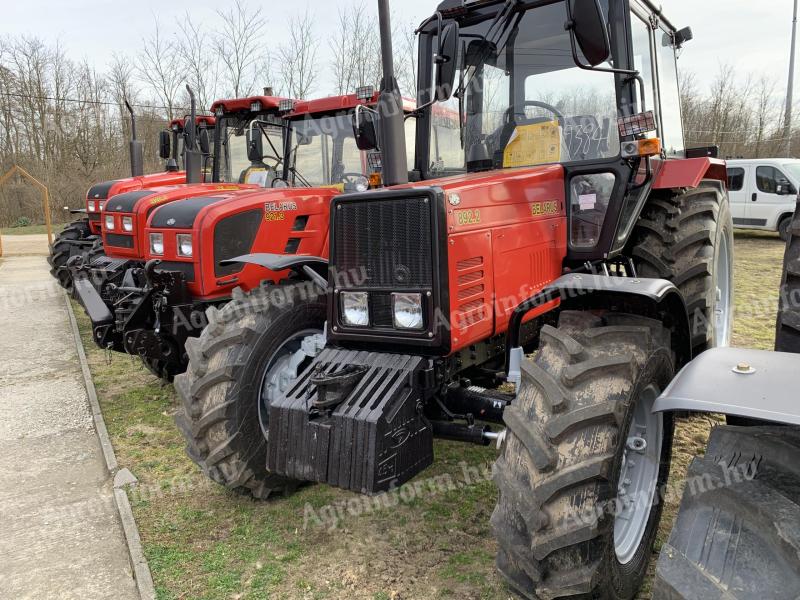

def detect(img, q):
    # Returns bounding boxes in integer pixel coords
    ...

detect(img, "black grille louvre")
[334,196,433,289]
[106,234,134,249]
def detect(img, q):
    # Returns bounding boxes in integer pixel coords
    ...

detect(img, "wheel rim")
[257,329,323,440]
[614,384,663,565]
[714,232,733,347]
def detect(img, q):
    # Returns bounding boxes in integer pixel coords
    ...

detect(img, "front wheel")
[174,283,326,500]
[491,311,675,600]
[48,218,94,289]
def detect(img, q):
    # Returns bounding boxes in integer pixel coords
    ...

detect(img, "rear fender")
[652,157,727,190]
[654,347,800,425]
[221,253,328,288]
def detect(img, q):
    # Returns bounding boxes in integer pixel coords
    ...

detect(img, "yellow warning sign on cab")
[503,120,561,168]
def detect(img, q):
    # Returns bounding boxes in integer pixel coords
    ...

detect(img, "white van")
[727,158,799,240]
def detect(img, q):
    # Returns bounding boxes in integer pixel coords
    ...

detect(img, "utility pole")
[785,0,798,156]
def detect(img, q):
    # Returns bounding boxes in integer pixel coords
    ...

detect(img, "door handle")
[752,193,758,202]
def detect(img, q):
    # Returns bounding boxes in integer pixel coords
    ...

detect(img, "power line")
[0,91,190,113]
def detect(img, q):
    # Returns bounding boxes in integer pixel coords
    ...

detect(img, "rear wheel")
[776,202,800,353]
[492,311,675,599]
[48,218,94,289]
[174,283,325,500]
[653,426,800,599]
[630,185,734,355]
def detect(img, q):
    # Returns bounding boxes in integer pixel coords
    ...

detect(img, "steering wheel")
[505,100,565,126]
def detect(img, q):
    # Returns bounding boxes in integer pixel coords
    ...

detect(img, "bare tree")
[177,13,220,110]
[213,0,267,98]
[137,20,182,120]
[278,10,320,99]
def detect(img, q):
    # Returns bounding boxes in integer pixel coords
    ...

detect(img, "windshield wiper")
[453,0,520,102]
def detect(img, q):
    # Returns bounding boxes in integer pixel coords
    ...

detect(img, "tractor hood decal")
[150,196,228,229]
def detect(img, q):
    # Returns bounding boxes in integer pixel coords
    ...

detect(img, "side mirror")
[567,0,611,67]
[198,128,211,155]
[674,26,694,48]
[353,108,379,151]
[158,130,171,160]
[246,128,263,163]
[434,22,459,102]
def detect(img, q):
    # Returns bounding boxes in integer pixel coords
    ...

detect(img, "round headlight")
[392,293,424,330]
[341,292,369,327]
[150,233,164,255]
[346,175,370,193]
[104,215,115,230]
[122,216,134,232]
[271,178,290,189]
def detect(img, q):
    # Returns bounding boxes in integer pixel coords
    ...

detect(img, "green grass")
[1,223,67,235]
[71,230,787,600]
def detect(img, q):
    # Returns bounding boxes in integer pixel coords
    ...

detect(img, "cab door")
[750,164,797,229]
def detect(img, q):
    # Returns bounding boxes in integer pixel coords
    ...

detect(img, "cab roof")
[168,115,216,130]
[210,95,288,115]
[288,93,416,118]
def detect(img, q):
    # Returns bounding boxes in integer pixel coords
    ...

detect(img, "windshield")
[781,162,800,183]
[287,113,367,187]
[428,1,620,176]
[217,115,284,184]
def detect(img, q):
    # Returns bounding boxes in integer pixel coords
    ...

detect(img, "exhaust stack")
[376,0,409,187]
[125,99,144,178]
[184,85,203,184]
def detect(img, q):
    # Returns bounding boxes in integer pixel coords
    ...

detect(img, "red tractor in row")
[73,87,415,380]
[48,99,215,290]
[171,0,788,598]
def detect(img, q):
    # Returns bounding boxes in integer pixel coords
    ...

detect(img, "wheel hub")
[257,330,325,440]
[614,384,663,565]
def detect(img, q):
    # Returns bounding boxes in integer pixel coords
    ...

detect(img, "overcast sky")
[1,0,797,100]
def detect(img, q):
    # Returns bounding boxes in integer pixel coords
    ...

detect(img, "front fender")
[654,347,800,425]
[220,253,328,288]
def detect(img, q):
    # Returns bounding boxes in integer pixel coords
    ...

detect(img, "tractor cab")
[160,114,217,173]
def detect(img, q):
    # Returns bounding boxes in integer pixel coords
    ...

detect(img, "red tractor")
[75,89,415,381]
[174,0,739,597]
[48,98,215,290]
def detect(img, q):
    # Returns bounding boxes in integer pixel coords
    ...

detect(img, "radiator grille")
[106,234,134,249]
[334,197,433,289]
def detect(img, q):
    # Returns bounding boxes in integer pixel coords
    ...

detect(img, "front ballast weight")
[267,349,436,495]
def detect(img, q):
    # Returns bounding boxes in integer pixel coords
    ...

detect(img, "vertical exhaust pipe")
[125,98,144,178]
[377,0,409,186]
[184,85,202,184]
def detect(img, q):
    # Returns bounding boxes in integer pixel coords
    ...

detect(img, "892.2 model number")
[455,209,481,226]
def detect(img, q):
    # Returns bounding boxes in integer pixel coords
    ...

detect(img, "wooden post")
[0,165,54,246]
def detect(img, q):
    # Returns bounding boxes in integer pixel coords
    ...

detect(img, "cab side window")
[756,166,792,194]
[656,29,685,156]
[727,168,745,192]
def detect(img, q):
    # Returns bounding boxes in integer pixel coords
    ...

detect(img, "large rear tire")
[776,201,800,353]
[630,185,734,355]
[174,283,325,500]
[492,311,675,599]
[653,426,800,599]
[47,218,94,289]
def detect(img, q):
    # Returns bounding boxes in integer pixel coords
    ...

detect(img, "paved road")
[0,251,139,599]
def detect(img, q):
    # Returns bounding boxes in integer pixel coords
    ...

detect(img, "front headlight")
[87,201,96,212]
[150,233,164,255]
[104,215,115,230]
[341,292,369,327]
[177,234,193,257]
[122,216,133,232]
[98,201,105,212]
[392,293,424,330]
